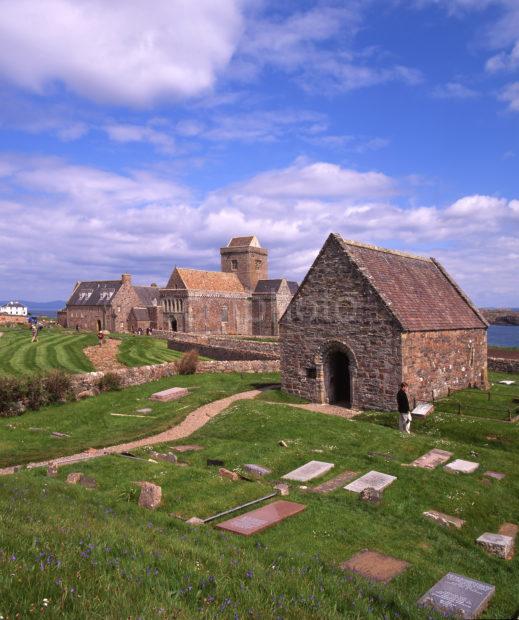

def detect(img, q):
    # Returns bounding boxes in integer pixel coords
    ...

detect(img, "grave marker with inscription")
[410,448,453,469]
[216,500,305,536]
[282,460,334,482]
[344,471,397,494]
[411,402,434,419]
[418,573,495,619]
[340,550,409,583]
[309,471,358,493]
[444,459,479,474]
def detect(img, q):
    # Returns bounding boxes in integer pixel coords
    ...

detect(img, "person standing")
[31,322,38,343]
[397,382,412,434]
[97,330,104,346]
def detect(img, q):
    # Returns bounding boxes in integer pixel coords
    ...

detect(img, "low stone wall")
[0,316,26,326]
[166,333,279,361]
[69,359,280,396]
[488,357,519,374]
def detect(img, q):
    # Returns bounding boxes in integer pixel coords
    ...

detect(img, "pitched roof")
[170,268,246,293]
[227,235,260,248]
[335,235,487,331]
[67,281,122,306]
[287,281,299,296]
[134,286,159,307]
[254,279,284,294]
[2,301,26,308]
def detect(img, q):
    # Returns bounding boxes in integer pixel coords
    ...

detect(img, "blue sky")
[0,0,518,306]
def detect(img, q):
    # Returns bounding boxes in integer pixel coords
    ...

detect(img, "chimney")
[121,274,132,285]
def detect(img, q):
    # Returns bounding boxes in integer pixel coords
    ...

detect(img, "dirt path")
[0,389,262,475]
[84,338,125,371]
[263,401,360,419]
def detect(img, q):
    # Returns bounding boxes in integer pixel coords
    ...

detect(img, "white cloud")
[104,123,175,153]
[499,81,519,111]
[0,0,243,106]
[0,154,518,305]
[432,82,479,99]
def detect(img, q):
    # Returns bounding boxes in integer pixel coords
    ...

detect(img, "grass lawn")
[1,381,518,618]
[0,327,200,376]
[112,333,185,367]
[0,327,97,375]
[0,372,278,467]
[429,371,519,421]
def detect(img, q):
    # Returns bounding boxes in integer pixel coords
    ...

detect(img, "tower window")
[231,260,238,270]
[222,306,228,322]
[255,260,262,270]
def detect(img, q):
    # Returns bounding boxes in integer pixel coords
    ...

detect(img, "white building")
[0,301,28,316]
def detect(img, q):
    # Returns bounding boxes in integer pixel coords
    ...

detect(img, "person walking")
[97,330,104,346]
[397,382,412,434]
[31,322,39,343]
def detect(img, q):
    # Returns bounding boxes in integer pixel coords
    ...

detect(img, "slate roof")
[287,281,299,295]
[67,281,122,306]
[2,301,26,308]
[335,235,487,331]
[130,307,150,321]
[134,286,159,307]
[254,279,284,294]
[227,236,260,248]
[170,268,246,293]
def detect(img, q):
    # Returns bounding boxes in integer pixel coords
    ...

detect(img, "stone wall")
[167,335,278,361]
[0,315,26,326]
[402,329,488,403]
[488,357,519,373]
[69,358,279,396]
[280,235,402,410]
[185,293,252,335]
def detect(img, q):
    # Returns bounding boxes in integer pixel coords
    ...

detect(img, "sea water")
[488,325,519,347]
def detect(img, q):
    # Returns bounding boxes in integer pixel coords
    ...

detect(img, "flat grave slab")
[344,471,397,494]
[444,459,479,474]
[149,387,189,402]
[309,470,358,494]
[484,470,505,480]
[423,510,465,529]
[499,522,518,539]
[215,500,305,536]
[476,533,514,559]
[410,448,453,469]
[498,380,515,385]
[340,550,409,583]
[243,464,272,478]
[418,572,495,619]
[282,460,334,482]
[136,408,152,414]
[171,445,204,453]
[412,402,434,419]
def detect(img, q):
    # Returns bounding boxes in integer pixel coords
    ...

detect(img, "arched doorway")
[326,349,352,407]
[96,319,102,331]
[171,318,178,332]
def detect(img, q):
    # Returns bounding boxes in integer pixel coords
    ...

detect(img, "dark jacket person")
[397,385,410,413]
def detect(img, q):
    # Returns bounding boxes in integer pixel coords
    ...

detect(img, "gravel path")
[0,389,262,475]
[262,401,360,419]
[84,338,125,371]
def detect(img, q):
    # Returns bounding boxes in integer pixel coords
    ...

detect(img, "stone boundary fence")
[70,358,280,397]
[162,332,280,361]
[488,357,519,374]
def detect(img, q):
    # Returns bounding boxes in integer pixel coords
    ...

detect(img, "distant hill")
[480,308,519,326]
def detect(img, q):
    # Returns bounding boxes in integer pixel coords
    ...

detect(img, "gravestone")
[136,408,152,414]
[219,467,239,481]
[344,471,397,494]
[410,448,453,469]
[309,471,358,494]
[423,510,464,529]
[215,500,305,536]
[149,387,189,402]
[484,471,505,480]
[207,459,225,467]
[47,463,59,477]
[340,550,409,583]
[499,522,518,539]
[359,487,382,505]
[476,533,514,559]
[51,431,70,438]
[274,483,290,496]
[243,464,272,478]
[411,402,434,419]
[138,482,162,510]
[150,451,177,464]
[171,445,204,453]
[186,517,204,526]
[418,573,495,618]
[282,460,334,482]
[498,380,515,385]
[66,472,82,484]
[444,459,479,474]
